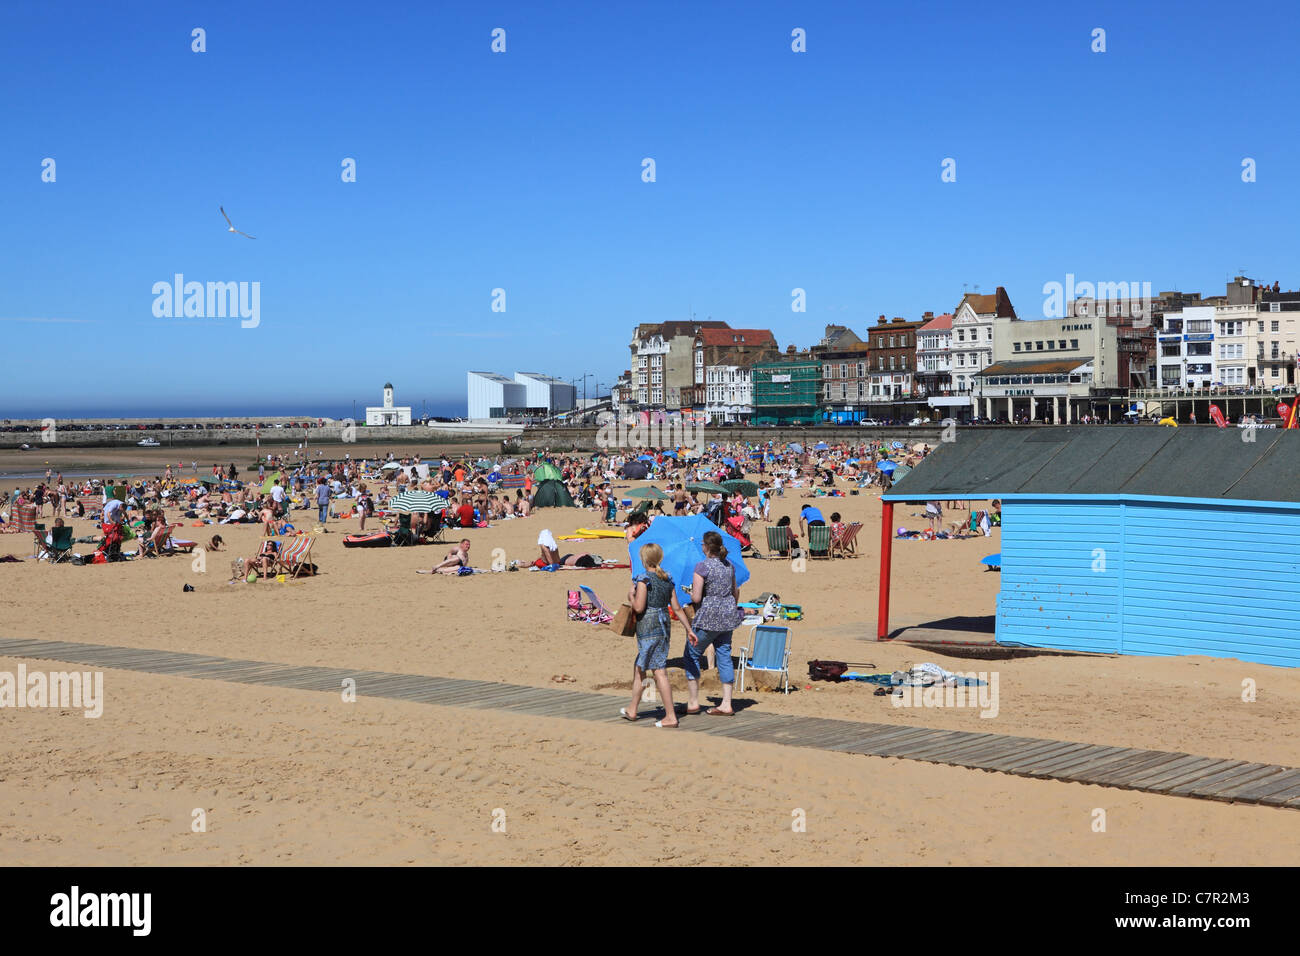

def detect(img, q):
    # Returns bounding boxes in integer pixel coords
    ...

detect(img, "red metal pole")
[877,500,893,639]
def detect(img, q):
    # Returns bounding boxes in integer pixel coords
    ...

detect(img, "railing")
[1128,386,1297,399]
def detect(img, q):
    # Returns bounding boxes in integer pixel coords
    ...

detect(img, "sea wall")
[3,423,520,449]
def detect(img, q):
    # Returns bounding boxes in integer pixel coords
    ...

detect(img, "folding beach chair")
[764,525,792,556]
[569,585,614,625]
[32,522,45,557]
[576,585,616,625]
[277,534,315,577]
[738,623,792,694]
[830,521,863,558]
[807,524,832,559]
[41,525,74,564]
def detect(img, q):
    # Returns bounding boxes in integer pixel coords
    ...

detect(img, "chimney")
[892,316,906,324]
[877,314,887,325]
[923,311,934,321]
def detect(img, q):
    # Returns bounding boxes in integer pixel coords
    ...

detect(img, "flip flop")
[684,707,701,715]
[619,707,638,722]
[654,720,679,728]
[705,707,735,717]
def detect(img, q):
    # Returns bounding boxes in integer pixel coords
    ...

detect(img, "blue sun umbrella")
[637,454,655,461]
[814,441,829,451]
[663,451,677,458]
[722,457,736,467]
[789,442,803,454]
[877,460,898,475]
[628,515,751,598]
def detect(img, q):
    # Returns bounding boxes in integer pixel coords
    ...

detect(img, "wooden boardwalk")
[4,636,1300,810]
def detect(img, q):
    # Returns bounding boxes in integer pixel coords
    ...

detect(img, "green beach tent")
[532,478,575,508]
[532,463,562,481]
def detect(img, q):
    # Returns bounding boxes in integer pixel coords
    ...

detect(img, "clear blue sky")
[2,0,1296,418]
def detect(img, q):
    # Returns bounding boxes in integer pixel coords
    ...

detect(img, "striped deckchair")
[831,521,863,558]
[276,535,315,577]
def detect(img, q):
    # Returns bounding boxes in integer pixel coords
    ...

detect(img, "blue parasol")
[877,460,898,475]
[814,441,829,451]
[628,515,751,596]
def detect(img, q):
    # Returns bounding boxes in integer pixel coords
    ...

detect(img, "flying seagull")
[219,206,256,239]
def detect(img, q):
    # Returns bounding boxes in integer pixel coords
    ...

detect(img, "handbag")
[609,602,639,636]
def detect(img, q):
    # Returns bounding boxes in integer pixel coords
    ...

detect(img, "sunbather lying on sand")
[430,539,471,574]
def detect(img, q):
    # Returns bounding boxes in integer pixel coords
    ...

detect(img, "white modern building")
[1156,306,1216,389]
[365,382,412,426]
[466,371,528,420]
[513,372,577,414]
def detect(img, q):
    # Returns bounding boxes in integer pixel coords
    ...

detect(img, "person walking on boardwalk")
[621,542,695,728]
[683,531,745,717]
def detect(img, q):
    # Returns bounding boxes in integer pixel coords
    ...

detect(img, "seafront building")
[364,383,412,426]
[691,328,779,424]
[629,320,728,409]
[612,273,1300,425]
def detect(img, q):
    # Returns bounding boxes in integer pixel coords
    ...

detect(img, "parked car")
[137,438,161,447]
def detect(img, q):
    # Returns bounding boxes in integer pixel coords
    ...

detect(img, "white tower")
[384,382,394,408]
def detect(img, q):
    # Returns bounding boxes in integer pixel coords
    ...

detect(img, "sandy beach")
[3,474,1299,865]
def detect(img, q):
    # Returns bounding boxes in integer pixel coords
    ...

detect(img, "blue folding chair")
[738,624,792,694]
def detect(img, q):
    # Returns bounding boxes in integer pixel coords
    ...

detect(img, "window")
[839,363,847,379]
[1273,366,1280,378]
[857,362,864,377]
[1013,342,1022,352]
[1047,341,1055,350]
[1058,340,1066,349]
[985,328,993,342]
[1272,320,1280,332]
[878,357,884,370]
[957,329,965,342]
[1035,341,1044,351]
[1070,339,1079,349]
[1258,321,1265,332]
[888,336,895,348]
[889,356,895,370]
[957,354,965,366]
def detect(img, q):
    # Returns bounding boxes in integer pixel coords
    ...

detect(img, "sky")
[2,0,1297,418]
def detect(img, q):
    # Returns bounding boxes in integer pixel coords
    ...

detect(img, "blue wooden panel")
[1121,501,1300,667]
[997,501,1122,653]
[995,497,1300,667]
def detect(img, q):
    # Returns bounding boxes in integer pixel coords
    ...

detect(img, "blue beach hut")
[877,427,1300,667]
